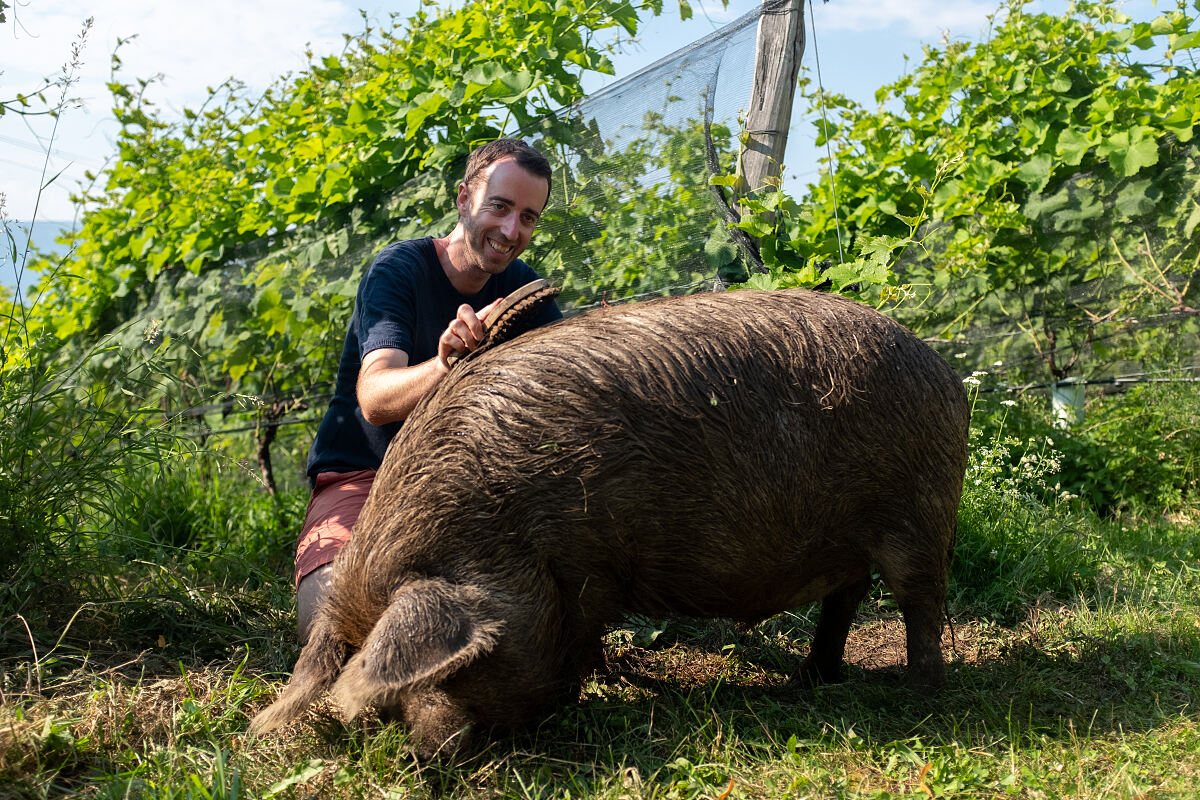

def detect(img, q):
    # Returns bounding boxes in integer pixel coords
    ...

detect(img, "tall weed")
[955,373,1200,619]
[0,313,306,652]
[0,327,197,594]
[1,15,292,648]
[953,387,1100,619]
[963,381,1199,515]
[102,464,305,583]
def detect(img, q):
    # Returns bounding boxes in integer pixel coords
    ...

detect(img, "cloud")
[1,0,416,220]
[5,0,365,117]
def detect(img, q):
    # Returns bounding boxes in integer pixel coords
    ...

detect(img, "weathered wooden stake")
[739,0,807,197]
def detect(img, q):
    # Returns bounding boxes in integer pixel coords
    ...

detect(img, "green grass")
[2,478,1198,799]
[2,319,1198,798]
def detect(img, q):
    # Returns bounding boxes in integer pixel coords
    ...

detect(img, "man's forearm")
[357,351,448,427]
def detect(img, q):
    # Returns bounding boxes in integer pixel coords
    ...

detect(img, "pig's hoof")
[907,665,946,694]
[902,647,947,693]
[791,656,845,687]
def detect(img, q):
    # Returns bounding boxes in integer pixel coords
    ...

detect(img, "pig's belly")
[628,564,861,620]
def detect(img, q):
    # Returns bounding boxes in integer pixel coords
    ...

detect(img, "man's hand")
[436,299,502,370]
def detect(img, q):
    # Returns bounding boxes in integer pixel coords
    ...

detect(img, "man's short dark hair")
[463,139,553,206]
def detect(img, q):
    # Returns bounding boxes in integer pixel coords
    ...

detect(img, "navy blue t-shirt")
[305,237,561,483]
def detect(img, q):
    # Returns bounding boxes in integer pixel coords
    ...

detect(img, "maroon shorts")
[294,469,376,587]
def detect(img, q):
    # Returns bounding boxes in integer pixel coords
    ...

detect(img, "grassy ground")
[1,498,1197,799]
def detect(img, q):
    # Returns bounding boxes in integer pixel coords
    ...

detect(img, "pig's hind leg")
[794,573,872,686]
[876,546,949,690]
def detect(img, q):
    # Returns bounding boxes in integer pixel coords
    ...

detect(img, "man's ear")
[455,181,470,216]
[330,578,503,720]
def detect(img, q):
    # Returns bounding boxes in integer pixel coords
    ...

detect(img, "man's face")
[456,157,549,276]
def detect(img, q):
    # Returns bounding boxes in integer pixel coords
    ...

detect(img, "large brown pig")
[251,288,971,757]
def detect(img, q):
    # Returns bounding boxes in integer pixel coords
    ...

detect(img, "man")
[294,138,562,642]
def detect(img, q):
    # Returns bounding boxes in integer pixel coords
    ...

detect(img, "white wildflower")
[1001,400,1017,407]
[143,319,164,345]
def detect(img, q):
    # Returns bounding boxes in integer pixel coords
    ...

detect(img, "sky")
[0,0,1165,276]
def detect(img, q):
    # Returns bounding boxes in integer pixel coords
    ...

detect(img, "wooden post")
[739,0,807,197]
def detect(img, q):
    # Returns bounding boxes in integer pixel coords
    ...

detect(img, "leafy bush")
[952,375,1200,618]
[1052,383,1200,512]
[25,0,672,423]
[789,0,1200,385]
[966,382,1200,515]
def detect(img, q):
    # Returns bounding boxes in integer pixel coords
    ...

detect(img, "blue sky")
[0,0,1166,283]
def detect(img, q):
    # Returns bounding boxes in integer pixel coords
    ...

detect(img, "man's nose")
[500,212,520,239]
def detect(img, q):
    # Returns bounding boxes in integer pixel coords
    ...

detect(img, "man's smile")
[487,237,514,256]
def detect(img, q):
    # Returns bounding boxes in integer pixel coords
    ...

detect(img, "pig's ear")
[331,578,502,719]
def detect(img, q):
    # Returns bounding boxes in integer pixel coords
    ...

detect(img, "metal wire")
[809,0,844,263]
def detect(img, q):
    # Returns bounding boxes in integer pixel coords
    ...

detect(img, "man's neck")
[433,230,490,296]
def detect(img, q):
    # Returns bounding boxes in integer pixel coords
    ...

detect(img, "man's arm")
[357,299,501,426]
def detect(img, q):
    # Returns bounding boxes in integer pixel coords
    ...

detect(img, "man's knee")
[296,563,333,645]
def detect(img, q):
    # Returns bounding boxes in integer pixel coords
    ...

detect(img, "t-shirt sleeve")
[355,247,419,360]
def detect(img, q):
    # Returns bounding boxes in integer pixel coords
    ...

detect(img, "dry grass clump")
[0,651,281,796]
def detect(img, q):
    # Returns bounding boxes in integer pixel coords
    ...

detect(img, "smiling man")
[294,139,562,642]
